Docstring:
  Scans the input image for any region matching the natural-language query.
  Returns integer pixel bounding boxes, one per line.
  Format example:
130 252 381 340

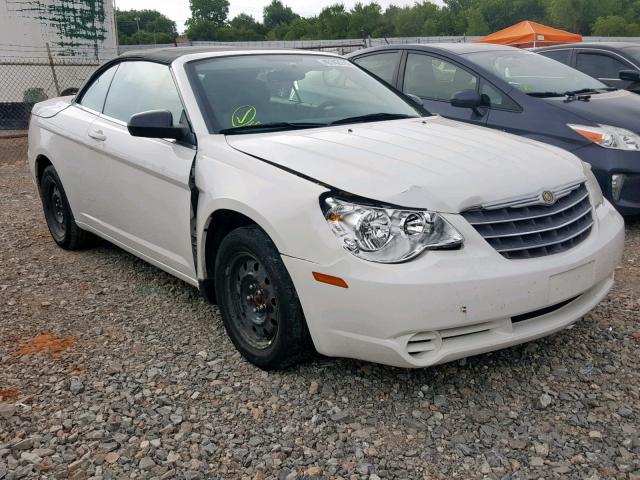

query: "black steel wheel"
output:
40 165 90 250
226 251 280 350
214 225 312 369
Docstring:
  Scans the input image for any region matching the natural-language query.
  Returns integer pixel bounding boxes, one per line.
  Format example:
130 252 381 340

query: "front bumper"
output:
284 202 624 368
574 144 640 215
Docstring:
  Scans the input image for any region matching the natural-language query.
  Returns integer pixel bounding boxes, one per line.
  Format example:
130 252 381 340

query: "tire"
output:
40 165 91 250
214 225 312 370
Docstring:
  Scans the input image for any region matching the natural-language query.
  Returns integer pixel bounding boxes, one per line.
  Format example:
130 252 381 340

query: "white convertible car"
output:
28 47 624 369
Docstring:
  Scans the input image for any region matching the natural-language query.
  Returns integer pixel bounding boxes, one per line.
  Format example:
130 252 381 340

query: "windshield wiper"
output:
565 88 600 96
563 88 609 102
527 91 564 98
527 88 607 101
330 113 416 126
220 122 327 135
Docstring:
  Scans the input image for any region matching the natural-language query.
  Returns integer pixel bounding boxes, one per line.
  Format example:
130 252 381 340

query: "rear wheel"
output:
40 165 91 250
214 225 312 370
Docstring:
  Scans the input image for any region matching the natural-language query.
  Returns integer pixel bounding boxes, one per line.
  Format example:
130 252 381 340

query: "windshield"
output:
465 50 608 96
189 54 421 133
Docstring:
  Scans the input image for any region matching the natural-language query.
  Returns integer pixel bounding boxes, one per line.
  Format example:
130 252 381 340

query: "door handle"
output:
88 129 106 141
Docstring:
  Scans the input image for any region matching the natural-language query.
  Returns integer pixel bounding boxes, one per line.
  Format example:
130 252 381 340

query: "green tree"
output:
391 2 443 37
264 1 298 30
478 0 546 32
283 17 319 39
185 0 230 41
546 0 602 34
348 2 384 38
444 0 474 15
227 13 266 40
185 19 221 40
230 13 261 32
116 9 177 45
592 15 640 36
393 6 423 36
186 0 230 27
465 8 490 35
133 0 640 45
628 0 640 19
318 4 351 39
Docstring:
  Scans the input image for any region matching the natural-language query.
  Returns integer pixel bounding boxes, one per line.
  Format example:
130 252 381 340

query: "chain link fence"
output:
3 36 639 165
0 52 107 164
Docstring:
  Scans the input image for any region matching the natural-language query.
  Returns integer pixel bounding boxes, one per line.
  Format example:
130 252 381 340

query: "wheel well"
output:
201 209 256 304
35 155 52 187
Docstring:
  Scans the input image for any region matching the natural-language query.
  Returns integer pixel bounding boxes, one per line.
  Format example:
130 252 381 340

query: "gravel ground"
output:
1 159 639 480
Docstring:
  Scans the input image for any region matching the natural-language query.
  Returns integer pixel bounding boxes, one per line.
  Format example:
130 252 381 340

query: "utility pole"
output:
135 16 141 44
113 0 119 53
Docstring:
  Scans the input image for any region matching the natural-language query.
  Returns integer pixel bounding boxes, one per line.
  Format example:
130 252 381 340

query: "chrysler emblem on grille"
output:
541 190 556 205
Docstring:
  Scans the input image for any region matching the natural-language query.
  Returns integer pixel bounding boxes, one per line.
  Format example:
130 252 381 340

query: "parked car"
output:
534 42 640 93
29 47 624 370
348 43 640 215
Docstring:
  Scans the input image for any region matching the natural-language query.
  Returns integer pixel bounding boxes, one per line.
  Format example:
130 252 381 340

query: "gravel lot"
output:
1 158 639 480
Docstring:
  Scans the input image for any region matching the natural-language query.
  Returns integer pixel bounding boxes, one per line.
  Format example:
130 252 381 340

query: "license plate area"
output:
548 261 595 304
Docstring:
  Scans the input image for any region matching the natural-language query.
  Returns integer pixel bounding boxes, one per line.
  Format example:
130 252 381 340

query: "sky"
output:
115 0 426 33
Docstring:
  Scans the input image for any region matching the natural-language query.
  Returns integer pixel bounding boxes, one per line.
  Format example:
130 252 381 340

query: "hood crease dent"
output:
226 117 584 213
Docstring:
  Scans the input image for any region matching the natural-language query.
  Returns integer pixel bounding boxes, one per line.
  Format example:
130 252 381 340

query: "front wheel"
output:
214 225 312 370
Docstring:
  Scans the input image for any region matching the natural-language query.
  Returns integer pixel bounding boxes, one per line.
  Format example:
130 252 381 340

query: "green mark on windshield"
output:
232 105 262 128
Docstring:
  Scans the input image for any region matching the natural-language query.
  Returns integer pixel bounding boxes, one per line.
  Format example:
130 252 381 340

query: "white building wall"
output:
0 0 117 59
0 0 117 103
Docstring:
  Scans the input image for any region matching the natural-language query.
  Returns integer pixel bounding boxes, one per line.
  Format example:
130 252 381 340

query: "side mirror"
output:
406 93 424 107
619 70 640 82
127 110 186 140
451 89 483 108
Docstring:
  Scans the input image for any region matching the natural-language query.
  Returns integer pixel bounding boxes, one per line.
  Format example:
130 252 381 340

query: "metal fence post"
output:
46 43 61 97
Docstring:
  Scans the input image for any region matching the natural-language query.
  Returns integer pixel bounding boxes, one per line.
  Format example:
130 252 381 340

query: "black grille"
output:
462 183 593 260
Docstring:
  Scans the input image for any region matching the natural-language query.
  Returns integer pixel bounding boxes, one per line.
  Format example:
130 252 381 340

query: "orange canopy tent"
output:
475 20 582 48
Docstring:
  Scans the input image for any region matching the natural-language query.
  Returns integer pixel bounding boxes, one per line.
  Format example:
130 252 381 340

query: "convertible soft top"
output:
119 46 302 64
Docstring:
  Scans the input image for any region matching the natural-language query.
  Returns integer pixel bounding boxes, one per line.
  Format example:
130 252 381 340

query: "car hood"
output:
544 89 640 132
226 116 585 213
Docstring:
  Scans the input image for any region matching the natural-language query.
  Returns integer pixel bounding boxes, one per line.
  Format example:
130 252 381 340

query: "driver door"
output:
82 61 197 282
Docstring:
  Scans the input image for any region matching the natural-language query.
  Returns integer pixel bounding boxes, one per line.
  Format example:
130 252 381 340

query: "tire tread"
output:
41 165 91 250
214 225 313 370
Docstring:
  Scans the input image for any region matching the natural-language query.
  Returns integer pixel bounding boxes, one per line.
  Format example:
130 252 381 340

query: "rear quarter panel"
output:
28 103 98 217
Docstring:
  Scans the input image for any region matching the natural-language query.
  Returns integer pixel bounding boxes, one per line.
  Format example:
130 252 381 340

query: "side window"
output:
575 52 629 79
103 61 184 125
353 52 401 84
78 64 118 113
403 53 478 101
480 81 520 111
539 49 572 65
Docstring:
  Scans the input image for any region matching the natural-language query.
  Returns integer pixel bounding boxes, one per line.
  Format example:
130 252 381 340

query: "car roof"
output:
118 46 332 64
535 42 640 52
347 42 516 57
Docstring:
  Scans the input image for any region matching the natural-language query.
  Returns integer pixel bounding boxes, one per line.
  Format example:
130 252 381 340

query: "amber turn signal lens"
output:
312 272 349 288
573 128 604 145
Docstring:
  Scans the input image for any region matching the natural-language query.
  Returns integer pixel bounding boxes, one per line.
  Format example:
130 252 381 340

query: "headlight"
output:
582 162 603 207
569 124 640 151
322 196 463 263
